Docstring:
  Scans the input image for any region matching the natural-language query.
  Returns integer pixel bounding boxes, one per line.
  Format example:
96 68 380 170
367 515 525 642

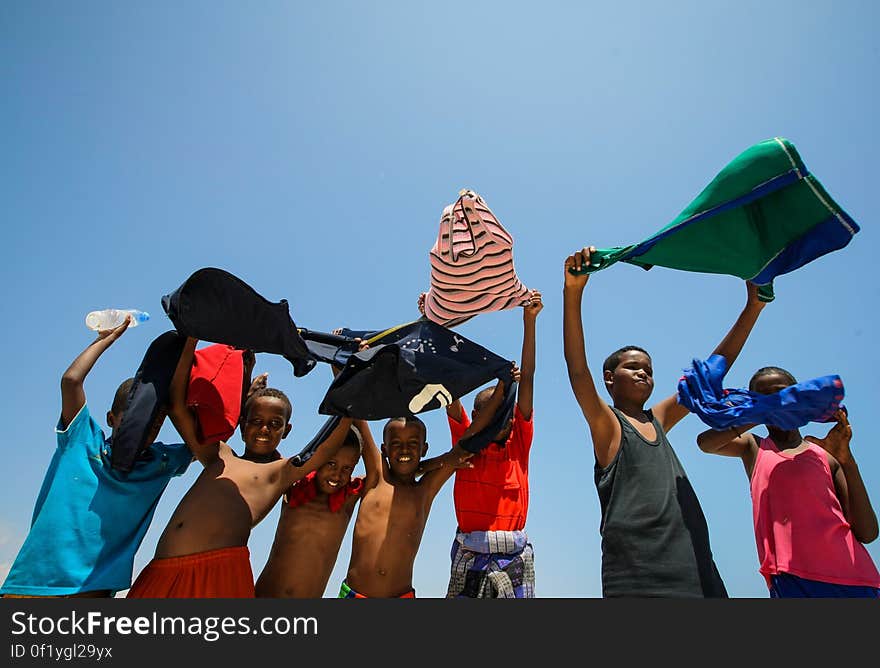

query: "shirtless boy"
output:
127 336 352 598
339 379 510 598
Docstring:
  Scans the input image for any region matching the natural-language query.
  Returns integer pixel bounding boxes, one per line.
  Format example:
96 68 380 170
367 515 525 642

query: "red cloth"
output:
186 344 244 444
126 546 255 598
448 403 533 533
285 471 365 513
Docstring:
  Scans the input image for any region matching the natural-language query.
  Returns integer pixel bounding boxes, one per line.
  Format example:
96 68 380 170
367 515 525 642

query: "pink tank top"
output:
750 437 880 587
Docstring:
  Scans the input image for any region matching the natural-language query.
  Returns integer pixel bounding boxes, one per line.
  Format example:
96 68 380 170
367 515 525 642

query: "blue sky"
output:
1 1 877 598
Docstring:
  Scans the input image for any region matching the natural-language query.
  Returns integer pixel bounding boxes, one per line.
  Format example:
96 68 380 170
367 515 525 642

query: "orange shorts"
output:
127 546 255 598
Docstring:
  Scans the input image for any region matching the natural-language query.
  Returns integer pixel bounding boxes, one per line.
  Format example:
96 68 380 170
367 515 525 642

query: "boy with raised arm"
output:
255 419 380 598
339 388 511 597
127 336 353 598
1 317 192 597
562 246 767 597
443 290 542 598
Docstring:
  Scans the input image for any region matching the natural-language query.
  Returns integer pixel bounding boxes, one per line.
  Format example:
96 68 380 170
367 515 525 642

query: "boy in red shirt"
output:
443 290 542 597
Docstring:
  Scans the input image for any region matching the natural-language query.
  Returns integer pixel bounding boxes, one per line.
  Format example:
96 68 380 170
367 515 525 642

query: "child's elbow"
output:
856 525 879 544
60 373 82 391
695 434 715 453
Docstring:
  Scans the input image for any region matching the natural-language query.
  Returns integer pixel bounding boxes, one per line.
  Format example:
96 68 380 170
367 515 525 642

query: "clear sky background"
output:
1 1 877 598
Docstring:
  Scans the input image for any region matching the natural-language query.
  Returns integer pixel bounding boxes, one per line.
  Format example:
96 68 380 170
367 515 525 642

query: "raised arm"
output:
281 416 355 488
60 317 131 429
653 281 767 432
355 419 382 492
517 289 542 419
562 247 620 467
806 410 878 543
418 444 473 502
168 336 220 465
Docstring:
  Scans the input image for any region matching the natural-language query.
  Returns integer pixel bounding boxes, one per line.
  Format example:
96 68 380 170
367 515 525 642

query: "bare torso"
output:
255 495 359 598
155 443 288 558
345 478 429 597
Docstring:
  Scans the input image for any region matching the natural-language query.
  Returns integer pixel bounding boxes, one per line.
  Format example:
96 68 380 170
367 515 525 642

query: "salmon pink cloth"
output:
422 190 531 326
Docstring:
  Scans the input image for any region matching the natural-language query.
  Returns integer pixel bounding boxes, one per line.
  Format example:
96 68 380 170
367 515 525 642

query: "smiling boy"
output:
338 402 509 598
127 336 353 598
255 420 380 598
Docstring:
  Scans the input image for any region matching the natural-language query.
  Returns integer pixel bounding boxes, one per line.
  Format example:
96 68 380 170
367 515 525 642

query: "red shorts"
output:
127 546 254 598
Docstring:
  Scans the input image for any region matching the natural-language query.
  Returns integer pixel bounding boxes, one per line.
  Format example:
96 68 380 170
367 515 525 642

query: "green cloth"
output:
572 137 859 301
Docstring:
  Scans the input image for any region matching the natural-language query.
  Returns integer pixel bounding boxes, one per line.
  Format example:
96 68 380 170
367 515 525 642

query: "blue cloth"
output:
677 354 844 431
0 404 191 596
769 572 880 598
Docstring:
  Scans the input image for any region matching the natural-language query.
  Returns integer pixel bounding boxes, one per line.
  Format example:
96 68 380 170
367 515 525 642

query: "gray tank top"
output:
594 407 727 598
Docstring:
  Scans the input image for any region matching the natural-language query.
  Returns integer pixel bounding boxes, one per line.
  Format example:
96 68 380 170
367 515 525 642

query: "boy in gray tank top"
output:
561 246 768 597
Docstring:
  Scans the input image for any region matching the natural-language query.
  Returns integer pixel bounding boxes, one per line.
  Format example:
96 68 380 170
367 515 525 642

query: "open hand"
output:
247 372 269 400
96 314 131 341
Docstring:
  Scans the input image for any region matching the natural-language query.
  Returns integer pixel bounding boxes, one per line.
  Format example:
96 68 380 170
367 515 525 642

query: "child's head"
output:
472 387 514 444
603 345 653 405
107 378 169 449
382 416 428 477
314 426 363 496
749 366 797 395
241 387 293 457
106 378 135 436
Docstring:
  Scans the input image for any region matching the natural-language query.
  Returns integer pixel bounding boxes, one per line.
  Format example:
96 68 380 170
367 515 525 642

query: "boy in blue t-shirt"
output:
0 316 192 597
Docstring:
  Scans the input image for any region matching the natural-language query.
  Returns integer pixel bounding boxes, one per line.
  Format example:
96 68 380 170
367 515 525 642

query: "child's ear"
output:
380 443 388 457
282 423 292 440
603 369 614 388
422 442 429 457
106 411 117 429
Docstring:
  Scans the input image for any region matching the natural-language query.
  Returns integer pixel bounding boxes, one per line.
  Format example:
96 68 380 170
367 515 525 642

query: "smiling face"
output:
604 349 654 405
314 444 360 496
240 395 292 457
382 418 427 477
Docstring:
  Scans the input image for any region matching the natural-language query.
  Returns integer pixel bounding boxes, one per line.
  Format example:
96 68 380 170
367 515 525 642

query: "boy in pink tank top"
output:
696 366 879 597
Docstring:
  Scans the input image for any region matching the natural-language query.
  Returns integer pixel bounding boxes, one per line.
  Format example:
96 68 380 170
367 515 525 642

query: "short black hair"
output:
603 345 650 374
383 416 427 443
111 378 135 416
341 425 364 455
245 387 292 422
473 387 496 413
748 366 797 392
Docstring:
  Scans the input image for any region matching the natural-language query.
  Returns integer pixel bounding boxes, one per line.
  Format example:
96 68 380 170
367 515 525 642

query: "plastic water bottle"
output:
85 309 150 331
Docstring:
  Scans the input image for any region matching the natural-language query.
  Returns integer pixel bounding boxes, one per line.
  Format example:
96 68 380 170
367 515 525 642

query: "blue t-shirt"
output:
0 404 192 596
